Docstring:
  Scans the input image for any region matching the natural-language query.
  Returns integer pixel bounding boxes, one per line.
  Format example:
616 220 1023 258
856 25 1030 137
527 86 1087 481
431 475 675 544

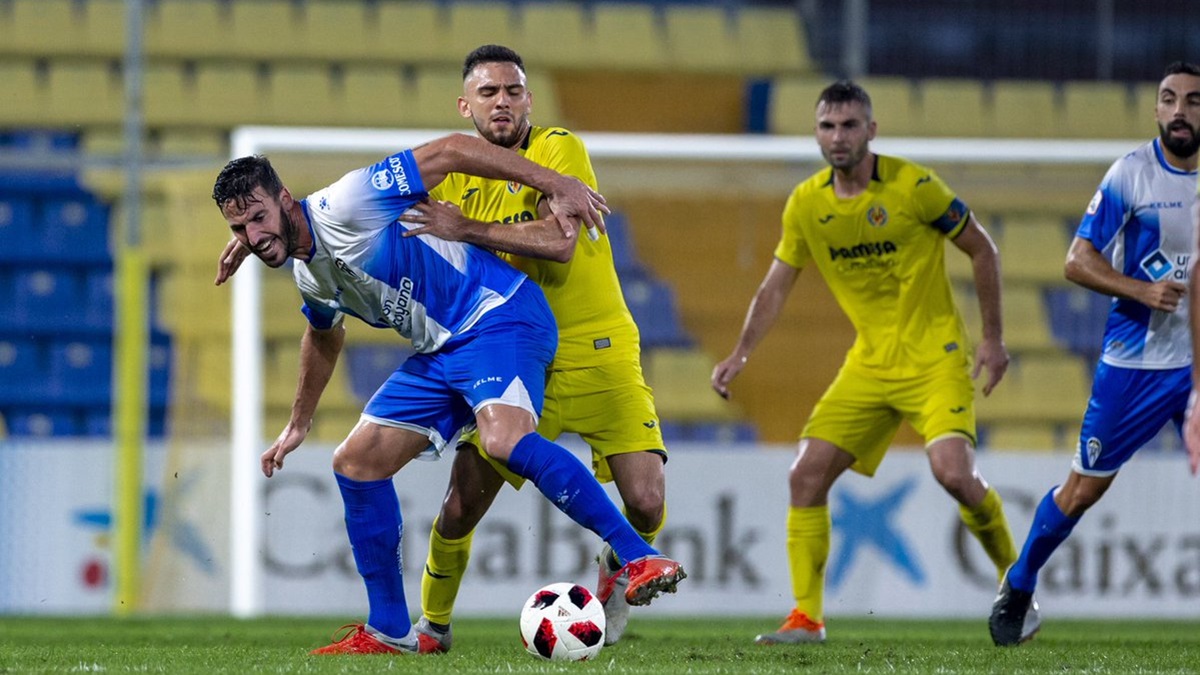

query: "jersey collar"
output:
823 154 883 187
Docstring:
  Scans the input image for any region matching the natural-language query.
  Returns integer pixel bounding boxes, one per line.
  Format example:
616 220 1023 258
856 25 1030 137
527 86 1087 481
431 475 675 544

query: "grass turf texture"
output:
2 616 1199 673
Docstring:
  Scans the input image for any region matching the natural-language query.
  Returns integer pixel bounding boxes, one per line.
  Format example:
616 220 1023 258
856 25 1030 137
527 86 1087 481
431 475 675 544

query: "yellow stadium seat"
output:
266 64 338 127
375 1 452 64
229 0 300 61
0 59 43 125
664 5 735 73
146 0 227 59
768 77 827 135
526 72 564 127
80 0 124 58
734 6 813 75
447 2 519 64
516 2 592 70
590 4 668 72
919 79 987 137
300 0 373 62
194 62 268 127
157 130 226 158
1061 81 1134 139
943 240 975 283
998 216 1070 283
1002 285 1055 352
857 77 920 137
409 66 472 129
3 0 83 57
339 65 415 128
1131 81 1160 136
45 60 122 127
644 348 739 422
990 80 1058 138
144 62 195 128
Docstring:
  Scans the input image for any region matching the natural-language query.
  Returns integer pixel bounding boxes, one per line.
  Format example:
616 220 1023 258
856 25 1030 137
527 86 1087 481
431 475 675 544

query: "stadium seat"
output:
299 0 373 62
157 130 227 158
997 215 1071 284
1132 81 1159 132
1061 81 1136 139
767 77 827 135
144 62 196 128
943 238 975 282
0 59 44 126
339 65 416 129
990 80 1058 138
590 4 668 72
78 0 124 58
342 344 414 403
978 353 1089 423
733 6 813 75
39 196 111 262
919 79 988 137
983 423 1062 452
265 64 339 127
194 62 268 127
5 409 80 437
410 66 472 129
229 0 300 61
48 339 112 405
516 3 592 70
1 0 83 58
1043 286 1110 360
856 77 920 137
622 278 692 348
84 268 115 333
664 5 736 74
83 406 112 437
643 348 738 422
447 2 519 63
45 60 122 127
0 194 37 261
0 338 44 405
1002 285 1056 353
146 0 227 59
11 268 84 331
374 0 452 64
604 212 645 277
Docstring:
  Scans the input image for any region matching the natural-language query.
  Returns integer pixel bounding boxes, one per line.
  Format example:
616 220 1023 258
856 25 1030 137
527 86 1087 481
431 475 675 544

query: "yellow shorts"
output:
802 361 976 477
462 357 667 488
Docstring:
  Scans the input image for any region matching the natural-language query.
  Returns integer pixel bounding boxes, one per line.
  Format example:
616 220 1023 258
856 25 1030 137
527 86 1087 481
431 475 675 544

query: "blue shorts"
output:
1073 362 1191 476
361 282 558 457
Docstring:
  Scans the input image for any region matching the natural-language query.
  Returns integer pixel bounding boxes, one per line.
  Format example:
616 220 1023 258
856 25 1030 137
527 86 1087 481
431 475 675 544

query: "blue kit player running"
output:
989 61 1200 647
211 133 686 656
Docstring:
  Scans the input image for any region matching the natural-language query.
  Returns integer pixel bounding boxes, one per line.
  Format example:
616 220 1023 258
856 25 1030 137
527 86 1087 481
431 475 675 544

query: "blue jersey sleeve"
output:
322 149 429 233
1076 159 1132 250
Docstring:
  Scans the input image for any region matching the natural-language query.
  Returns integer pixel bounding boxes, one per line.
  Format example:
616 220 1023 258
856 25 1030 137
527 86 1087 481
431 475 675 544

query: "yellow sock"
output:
787 505 830 623
420 518 474 625
959 486 1017 582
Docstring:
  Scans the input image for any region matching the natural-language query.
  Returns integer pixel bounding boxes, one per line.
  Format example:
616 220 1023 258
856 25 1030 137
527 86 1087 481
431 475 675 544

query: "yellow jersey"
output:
774 154 971 378
430 126 640 370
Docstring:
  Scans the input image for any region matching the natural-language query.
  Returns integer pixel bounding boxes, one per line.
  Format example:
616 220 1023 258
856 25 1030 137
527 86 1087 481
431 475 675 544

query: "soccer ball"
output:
519 582 606 661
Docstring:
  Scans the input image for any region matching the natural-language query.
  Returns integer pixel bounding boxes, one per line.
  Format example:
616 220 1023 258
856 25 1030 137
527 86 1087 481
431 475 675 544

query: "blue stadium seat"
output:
621 277 692 348
10 267 84 330
5 408 80 437
48 339 112 405
1044 287 1109 360
84 406 111 436
0 194 37 260
38 196 110 262
343 344 413 402
604 212 645 277
0 338 46 405
660 420 759 444
149 332 172 406
84 267 115 332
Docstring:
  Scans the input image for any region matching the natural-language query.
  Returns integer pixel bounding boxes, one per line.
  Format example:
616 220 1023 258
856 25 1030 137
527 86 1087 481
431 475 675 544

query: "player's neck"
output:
831 153 875 198
290 202 314 262
1162 146 1198 173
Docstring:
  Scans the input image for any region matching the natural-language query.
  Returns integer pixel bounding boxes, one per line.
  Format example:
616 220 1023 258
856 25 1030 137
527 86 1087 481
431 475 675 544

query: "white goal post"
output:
227 127 1141 617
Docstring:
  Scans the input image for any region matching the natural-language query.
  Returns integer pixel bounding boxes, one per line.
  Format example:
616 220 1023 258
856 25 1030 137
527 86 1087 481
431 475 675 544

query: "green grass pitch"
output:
2 615 1199 673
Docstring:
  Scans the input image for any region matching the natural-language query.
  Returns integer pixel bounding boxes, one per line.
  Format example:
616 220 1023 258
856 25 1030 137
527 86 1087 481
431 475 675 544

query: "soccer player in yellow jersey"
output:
400 45 670 651
711 80 1017 645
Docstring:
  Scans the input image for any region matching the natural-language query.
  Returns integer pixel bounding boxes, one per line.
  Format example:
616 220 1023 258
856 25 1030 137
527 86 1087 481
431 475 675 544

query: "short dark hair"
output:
1164 61 1200 78
462 44 525 80
212 154 283 211
817 80 873 117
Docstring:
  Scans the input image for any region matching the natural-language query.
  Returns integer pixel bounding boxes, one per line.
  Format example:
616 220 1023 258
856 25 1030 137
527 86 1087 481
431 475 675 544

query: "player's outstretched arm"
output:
261 323 346 477
412 134 608 235
951 217 1009 395
401 198 578 263
712 259 800 400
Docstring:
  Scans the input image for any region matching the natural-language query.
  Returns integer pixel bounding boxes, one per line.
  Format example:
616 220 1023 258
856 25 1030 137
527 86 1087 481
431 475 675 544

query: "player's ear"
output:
279 186 294 208
457 96 471 119
867 119 878 141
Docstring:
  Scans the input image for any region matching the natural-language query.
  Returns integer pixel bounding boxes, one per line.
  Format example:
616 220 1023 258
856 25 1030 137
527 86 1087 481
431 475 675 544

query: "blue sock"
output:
1008 487 1079 593
335 473 411 639
507 432 657 563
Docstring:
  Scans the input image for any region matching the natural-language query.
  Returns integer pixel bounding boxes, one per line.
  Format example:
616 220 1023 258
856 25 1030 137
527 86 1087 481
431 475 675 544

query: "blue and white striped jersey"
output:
293 149 528 353
1076 138 1197 369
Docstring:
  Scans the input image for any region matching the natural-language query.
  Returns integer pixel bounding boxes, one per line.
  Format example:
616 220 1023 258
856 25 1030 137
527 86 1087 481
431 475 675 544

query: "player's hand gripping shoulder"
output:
971 336 1009 396
542 174 609 241
261 419 311 478
215 237 252 285
401 199 472 240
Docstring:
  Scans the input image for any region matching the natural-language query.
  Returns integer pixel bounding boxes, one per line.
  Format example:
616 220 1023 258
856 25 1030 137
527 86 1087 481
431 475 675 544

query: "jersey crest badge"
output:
507 181 524 194
1086 190 1102 215
866 205 889 227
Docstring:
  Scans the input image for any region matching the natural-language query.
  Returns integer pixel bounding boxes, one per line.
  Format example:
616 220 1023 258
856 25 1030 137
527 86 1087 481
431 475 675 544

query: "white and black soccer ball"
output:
519 582 606 661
